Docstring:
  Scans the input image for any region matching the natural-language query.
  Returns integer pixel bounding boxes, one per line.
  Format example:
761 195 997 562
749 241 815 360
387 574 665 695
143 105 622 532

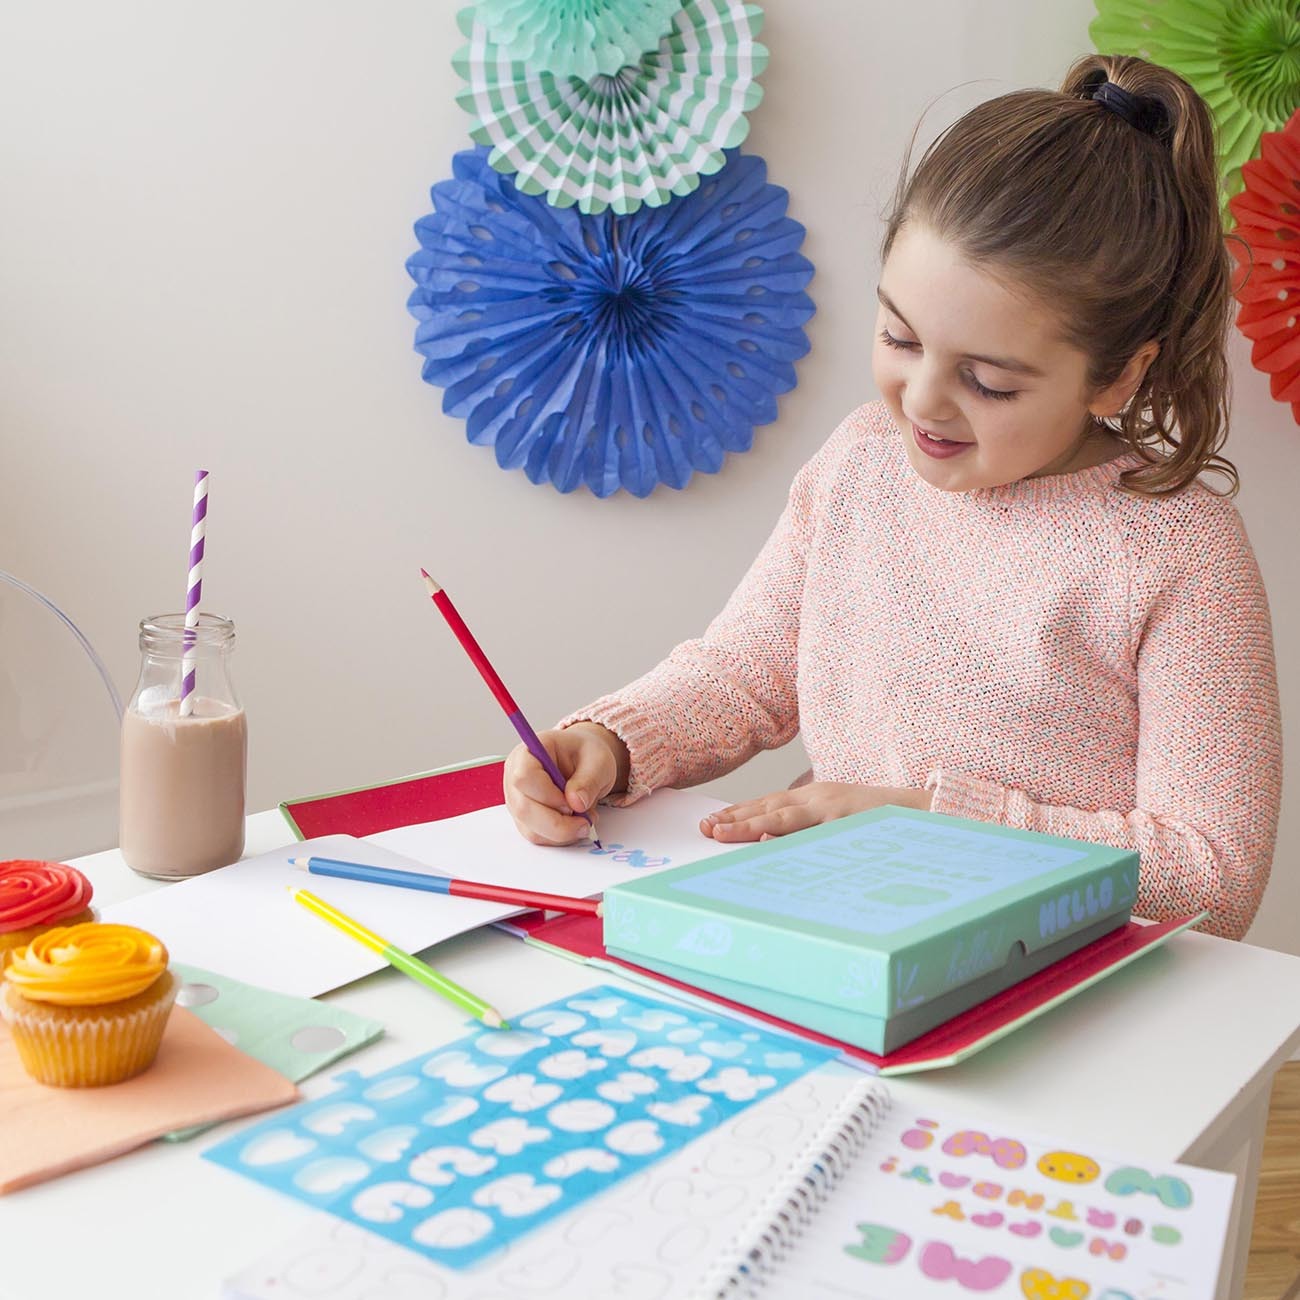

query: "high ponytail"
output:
882 53 1238 497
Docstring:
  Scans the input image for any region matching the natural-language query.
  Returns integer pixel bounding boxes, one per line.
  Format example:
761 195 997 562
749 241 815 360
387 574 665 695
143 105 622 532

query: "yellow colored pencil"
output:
289 886 507 1029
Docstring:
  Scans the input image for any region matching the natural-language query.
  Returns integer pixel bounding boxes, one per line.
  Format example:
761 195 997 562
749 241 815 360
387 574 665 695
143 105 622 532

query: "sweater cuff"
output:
925 768 1008 824
557 697 671 808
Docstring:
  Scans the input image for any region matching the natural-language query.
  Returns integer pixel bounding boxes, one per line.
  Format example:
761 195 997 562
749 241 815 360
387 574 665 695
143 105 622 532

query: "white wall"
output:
2 1 1295 956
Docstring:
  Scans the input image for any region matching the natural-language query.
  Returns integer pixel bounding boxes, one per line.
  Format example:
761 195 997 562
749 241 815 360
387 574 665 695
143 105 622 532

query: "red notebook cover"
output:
279 759 506 840
523 910 1201 1075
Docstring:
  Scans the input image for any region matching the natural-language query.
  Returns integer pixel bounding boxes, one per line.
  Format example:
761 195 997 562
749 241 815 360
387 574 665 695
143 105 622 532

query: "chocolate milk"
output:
119 696 247 879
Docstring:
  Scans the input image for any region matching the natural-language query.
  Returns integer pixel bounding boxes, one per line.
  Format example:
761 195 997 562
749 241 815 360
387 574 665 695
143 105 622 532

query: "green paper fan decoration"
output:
1091 0 1300 203
454 0 767 214
473 0 686 80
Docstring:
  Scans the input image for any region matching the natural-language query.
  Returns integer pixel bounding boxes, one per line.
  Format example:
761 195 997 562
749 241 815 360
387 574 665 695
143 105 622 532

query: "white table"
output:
3 810 1300 1300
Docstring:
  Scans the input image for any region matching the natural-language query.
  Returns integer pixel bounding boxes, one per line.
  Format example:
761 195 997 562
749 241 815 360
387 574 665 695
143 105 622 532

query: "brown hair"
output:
881 54 1237 497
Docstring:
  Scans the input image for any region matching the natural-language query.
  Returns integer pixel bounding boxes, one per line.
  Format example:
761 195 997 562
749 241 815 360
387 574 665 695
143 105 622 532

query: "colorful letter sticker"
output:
1037 1151 1100 1184
1103 1167 1193 1209
920 1241 1012 1288
943 1130 1028 1169
205 986 831 1267
1021 1267 1090 1299
844 1223 912 1265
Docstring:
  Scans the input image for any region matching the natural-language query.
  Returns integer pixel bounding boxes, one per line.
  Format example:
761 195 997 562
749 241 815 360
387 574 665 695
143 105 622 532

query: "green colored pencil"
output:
289 886 507 1028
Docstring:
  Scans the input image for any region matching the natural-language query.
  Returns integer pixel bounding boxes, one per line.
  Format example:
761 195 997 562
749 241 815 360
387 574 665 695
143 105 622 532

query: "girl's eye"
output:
968 374 1018 402
878 330 1019 400
879 328 1019 401
878 328 916 350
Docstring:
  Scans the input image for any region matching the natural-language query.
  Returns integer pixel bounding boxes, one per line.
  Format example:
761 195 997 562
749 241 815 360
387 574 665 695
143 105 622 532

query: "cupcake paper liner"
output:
2 973 177 1088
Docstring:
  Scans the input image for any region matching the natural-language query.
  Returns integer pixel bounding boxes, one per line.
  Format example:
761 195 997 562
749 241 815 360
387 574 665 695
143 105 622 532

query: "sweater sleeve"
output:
559 419 860 805
925 496 1282 941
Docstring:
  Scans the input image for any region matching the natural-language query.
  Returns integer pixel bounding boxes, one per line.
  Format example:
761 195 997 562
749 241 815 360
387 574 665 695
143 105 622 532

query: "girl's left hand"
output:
699 782 933 842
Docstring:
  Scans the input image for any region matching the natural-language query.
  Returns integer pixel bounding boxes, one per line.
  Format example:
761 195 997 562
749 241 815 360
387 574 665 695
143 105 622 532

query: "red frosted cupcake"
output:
0 861 96 968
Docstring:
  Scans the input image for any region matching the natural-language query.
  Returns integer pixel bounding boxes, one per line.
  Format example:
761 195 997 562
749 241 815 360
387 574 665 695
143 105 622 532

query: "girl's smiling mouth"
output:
913 423 975 458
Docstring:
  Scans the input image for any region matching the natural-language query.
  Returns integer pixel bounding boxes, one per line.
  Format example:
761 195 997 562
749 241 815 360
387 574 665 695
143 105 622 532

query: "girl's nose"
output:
904 379 956 431
901 363 959 427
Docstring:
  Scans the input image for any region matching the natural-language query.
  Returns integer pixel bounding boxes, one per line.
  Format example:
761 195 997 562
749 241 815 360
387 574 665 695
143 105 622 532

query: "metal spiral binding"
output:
693 1078 893 1299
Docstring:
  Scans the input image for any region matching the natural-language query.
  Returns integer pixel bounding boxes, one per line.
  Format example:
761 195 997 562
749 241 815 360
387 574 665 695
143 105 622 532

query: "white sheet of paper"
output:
368 786 734 895
102 788 730 999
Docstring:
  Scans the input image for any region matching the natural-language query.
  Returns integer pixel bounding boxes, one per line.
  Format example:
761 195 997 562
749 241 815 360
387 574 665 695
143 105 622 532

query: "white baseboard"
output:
0 777 119 861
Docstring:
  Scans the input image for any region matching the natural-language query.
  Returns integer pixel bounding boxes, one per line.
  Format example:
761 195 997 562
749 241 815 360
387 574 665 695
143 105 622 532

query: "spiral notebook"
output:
694 1091 1235 1300
224 1063 1233 1299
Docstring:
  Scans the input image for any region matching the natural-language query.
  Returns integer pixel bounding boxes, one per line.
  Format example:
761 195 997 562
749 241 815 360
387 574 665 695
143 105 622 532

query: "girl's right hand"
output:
503 722 626 846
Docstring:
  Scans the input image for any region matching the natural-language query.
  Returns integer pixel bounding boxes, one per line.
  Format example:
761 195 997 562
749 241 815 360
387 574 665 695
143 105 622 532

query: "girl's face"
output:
873 223 1116 492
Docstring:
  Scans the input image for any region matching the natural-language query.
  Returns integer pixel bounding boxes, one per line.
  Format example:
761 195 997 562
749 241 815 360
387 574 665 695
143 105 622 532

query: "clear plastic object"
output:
0 570 123 859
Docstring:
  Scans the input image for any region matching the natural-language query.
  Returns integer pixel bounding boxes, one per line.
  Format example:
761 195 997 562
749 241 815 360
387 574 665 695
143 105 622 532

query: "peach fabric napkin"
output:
0 1005 298 1193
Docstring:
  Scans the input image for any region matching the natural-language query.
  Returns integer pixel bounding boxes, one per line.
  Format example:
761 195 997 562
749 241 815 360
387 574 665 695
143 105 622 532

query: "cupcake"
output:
1 923 177 1087
0 860 96 968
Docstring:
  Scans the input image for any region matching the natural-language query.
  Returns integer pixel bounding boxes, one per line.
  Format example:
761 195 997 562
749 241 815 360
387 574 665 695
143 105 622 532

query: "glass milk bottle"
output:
119 613 247 879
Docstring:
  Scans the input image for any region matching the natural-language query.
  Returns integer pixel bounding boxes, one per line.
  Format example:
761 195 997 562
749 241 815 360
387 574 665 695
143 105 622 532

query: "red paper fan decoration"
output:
1229 109 1300 425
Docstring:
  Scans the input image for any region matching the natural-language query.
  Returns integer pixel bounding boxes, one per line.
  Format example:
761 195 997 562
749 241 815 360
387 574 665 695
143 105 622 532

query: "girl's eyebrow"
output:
876 286 1046 378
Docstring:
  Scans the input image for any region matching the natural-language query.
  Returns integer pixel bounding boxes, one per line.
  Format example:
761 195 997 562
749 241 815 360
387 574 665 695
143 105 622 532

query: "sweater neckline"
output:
961 450 1147 505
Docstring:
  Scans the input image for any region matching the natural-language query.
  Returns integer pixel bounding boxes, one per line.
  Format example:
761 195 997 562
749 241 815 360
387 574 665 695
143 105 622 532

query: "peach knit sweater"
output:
565 402 1282 940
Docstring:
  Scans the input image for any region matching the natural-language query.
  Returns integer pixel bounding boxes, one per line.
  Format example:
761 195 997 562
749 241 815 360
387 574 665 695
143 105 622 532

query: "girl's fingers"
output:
706 793 785 826
507 740 572 812
516 762 571 812
710 803 813 842
702 792 797 838
504 739 592 846
563 744 612 815
514 795 593 846
708 815 768 842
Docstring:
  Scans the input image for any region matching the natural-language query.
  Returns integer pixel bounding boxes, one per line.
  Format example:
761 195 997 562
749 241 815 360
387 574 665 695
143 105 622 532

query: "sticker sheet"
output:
204 985 831 1269
758 1103 1235 1299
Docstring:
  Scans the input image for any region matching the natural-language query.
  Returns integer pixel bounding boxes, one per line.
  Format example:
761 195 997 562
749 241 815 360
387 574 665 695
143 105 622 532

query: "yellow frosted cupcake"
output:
0 860 96 968
1 922 176 1087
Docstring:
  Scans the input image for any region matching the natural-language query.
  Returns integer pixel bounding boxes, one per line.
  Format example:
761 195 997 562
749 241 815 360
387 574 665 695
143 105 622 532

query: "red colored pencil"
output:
420 569 601 846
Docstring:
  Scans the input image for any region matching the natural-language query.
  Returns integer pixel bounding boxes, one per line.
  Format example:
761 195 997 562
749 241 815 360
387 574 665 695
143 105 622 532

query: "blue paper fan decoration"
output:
406 146 814 497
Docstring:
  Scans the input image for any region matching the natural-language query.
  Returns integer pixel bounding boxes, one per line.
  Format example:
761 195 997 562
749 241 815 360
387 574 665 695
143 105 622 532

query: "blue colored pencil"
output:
290 854 603 916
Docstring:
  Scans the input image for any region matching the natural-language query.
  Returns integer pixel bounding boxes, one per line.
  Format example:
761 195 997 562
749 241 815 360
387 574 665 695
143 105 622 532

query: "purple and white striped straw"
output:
179 469 209 717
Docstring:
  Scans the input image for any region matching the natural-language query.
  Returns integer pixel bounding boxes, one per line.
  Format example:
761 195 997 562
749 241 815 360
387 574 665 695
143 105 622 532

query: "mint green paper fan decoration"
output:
473 0 686 80
1091 0 1300 203
454 0 767 214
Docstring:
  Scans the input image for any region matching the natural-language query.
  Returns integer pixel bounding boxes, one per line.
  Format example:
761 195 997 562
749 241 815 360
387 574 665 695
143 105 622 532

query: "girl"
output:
503 53 1282 941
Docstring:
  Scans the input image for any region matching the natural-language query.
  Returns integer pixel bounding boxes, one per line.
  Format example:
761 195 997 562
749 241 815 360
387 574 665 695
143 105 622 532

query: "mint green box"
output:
603 806 1138 1054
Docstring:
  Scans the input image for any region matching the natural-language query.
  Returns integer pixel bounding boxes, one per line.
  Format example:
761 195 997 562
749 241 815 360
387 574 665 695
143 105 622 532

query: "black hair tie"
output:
1089 80 1162 137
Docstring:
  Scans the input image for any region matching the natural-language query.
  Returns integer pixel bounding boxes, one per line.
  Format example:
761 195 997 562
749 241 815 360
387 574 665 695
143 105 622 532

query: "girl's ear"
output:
1088 340 1161 419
